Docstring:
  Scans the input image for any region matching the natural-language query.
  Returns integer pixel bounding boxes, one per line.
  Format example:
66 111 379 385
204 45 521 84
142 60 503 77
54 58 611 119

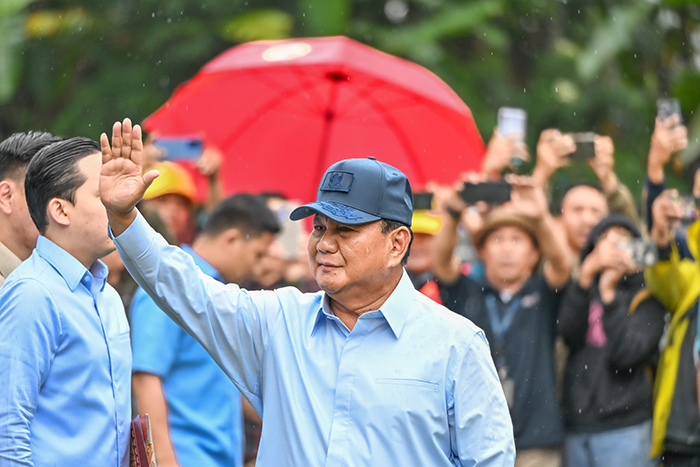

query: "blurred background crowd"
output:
4 1 700 467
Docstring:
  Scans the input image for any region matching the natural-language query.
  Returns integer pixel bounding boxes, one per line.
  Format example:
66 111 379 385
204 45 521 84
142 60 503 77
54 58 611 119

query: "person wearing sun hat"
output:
433 175 571 467
139 160 198 245
100 118 515 467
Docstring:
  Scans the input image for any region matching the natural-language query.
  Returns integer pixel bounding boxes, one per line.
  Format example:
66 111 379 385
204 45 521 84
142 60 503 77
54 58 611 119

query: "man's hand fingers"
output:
131 124 144 167
100 133 112 163
121 118 133 160
111 121 123 158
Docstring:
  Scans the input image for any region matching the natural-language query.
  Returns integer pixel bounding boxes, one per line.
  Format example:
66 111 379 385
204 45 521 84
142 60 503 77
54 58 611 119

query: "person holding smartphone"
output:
532 129 637 275
645 190 700 467
558 214 666 467
432 175 570 467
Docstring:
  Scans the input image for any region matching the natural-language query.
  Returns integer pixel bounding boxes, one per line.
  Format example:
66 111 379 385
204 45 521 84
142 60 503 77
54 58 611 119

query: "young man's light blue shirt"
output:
114 212 514 467
0 236 132 467
130 245 243 467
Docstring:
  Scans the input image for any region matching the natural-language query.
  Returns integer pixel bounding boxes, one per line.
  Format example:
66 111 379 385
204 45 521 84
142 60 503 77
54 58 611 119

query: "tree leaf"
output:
377 0 504 59
0 0 33 17
577 2 655 81
220 10 294 43
0 11 26 103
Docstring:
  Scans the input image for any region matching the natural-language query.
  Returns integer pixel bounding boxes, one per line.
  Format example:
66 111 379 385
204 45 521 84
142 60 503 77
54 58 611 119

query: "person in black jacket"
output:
559 214 666 467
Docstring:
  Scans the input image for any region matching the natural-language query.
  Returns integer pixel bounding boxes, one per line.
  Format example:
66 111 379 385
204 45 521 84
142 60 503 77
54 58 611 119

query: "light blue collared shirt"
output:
114 212 514 467
0 236 132 467
130 245 244 467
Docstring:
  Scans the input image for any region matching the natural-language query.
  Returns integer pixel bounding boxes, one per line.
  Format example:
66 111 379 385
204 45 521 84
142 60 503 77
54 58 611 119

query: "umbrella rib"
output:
218 77 330 151
331 78 387 120
249 67 328 117
289 67 330 116
360 92 428 183
336 79 468 128
311 76 343 201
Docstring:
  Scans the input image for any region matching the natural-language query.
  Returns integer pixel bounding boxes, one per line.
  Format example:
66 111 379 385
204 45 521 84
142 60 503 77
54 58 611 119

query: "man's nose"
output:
316 230 337 253
582 210 599 227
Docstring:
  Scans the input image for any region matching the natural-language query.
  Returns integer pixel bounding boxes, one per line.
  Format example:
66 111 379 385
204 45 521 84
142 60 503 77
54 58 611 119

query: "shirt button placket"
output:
324 319 371 467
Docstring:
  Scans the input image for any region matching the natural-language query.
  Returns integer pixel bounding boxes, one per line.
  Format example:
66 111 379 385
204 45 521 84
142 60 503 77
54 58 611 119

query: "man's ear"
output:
0 180 12 215
220 227 244 246
388 226 411 268
47 198 71 228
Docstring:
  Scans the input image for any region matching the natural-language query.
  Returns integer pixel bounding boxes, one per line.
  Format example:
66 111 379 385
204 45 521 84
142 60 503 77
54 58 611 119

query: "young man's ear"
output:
46 198 71 227
0 180 13 215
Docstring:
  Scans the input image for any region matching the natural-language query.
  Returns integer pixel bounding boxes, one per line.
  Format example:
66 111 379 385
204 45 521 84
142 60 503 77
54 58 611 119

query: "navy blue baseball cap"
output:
290 157 414 226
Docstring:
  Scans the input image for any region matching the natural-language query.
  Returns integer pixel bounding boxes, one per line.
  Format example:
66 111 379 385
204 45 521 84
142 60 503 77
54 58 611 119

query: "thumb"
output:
143 169 160 187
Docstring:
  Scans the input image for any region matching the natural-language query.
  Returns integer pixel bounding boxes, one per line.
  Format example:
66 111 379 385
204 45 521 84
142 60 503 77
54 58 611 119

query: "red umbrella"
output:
143 36 485 203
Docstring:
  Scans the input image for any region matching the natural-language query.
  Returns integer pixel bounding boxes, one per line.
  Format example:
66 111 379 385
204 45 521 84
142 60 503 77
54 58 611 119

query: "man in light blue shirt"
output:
131 194 279 467
0 137 132 466
100 118 515 466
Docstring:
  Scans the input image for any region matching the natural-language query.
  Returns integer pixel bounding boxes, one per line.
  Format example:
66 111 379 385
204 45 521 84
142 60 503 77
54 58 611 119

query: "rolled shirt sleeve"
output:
130 288 181 377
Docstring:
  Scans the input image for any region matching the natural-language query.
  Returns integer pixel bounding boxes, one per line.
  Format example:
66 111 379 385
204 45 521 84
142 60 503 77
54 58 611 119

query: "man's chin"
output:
98 242 117 259
315 277 342 296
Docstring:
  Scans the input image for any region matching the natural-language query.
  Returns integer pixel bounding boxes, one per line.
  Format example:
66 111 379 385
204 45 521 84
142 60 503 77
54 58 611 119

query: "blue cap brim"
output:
289 201 381 225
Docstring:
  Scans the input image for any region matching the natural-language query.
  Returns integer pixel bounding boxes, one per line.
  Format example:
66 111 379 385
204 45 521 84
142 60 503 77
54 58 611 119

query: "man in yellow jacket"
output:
645 189 700 466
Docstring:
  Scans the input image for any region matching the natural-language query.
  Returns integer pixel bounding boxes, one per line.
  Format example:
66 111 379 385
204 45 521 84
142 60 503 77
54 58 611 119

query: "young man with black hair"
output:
130 194 280 467
555 183 609 276
0 137 131 466
0 131 63 285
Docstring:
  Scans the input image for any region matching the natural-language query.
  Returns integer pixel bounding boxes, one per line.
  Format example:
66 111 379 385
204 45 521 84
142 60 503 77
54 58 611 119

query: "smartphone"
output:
657 98 682 124
619 239 658 268
569 132 596 160
153 136 203 160
497 107 527 166
497 107 527 137
460 180 511 204
670 194 699 224
413 192 434 211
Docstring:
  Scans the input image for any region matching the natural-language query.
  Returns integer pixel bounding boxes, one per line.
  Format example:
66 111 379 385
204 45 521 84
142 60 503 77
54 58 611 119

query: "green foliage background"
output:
2 0 700 203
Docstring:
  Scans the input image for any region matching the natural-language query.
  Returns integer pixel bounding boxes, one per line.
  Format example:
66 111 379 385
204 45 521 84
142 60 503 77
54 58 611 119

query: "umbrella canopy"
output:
144 36 485 203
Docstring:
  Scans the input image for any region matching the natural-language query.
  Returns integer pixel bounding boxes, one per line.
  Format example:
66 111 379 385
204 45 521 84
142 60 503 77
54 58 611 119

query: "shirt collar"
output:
36 236 107 292
181 244 224 283
310 269 415 339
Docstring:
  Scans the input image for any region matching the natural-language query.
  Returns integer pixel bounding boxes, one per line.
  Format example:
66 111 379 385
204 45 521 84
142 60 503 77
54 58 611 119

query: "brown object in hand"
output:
130 414 157 467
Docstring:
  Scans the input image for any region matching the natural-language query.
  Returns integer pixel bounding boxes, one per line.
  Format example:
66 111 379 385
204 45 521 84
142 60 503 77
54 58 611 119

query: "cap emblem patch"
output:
320 171 354 193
